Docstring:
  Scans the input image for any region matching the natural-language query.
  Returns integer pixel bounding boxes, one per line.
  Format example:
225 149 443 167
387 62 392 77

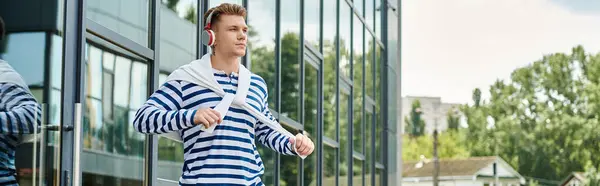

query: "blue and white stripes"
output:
0 83 42 186
134 69 297 185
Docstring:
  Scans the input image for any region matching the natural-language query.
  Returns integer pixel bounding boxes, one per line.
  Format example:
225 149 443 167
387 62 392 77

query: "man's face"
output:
213 14 247 57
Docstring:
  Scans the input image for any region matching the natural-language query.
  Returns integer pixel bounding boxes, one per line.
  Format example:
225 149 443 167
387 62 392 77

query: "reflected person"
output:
0 16 42 186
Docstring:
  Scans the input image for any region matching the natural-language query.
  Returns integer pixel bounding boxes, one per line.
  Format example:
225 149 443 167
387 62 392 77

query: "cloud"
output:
401 0 600 104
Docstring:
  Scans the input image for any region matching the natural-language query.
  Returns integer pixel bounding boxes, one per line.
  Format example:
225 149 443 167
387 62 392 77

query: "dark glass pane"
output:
280 125 300 186
248 0 277 109
280 1 301 121
304 0 321 50
258 145 276 186
323 145 338 186
303 64 318 186
87 0 149 46
352 14 364 154
339 0 352 78
339 91 350 184
322 0 338 140
353 159 364 186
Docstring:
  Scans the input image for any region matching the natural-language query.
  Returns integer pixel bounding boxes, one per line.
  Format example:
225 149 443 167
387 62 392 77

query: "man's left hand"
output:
289 133 314 156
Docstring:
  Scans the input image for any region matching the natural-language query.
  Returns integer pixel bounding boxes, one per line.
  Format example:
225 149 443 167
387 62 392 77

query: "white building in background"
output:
400 96 463 134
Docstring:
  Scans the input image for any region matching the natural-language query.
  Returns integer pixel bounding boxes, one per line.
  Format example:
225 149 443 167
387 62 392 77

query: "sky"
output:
401 0 600 104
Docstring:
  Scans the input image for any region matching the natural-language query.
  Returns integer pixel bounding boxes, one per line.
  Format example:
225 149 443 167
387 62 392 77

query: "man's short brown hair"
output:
203 3 247 29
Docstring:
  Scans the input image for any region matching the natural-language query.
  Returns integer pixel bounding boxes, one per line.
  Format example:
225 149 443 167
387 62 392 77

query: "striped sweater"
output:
0 83 42 186
133 69 297 185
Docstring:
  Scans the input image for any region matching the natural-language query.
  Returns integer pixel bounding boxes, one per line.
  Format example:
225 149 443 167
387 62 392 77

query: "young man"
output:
0 16 43 186
133 3 314 185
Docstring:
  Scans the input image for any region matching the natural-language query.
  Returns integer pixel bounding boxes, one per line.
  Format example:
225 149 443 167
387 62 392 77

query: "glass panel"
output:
375 46 381 104
210 0 243 7
354 0 363 17
339 0 352 78
323 145 338 186
365 34 374 99
0 18 64 185
82 43 147 185
376 106 383 163
280 125 300 186
304 0 321 50
323 0 337 140
258 145 276 186
86 0 149 46
248 0 277 109
156 1 198 182
365 0 374 29
159 0 197 73
280 1 301 121
353 159 364 186
353 14 364 153
365 111 373 186
375 0 382 39
304 64 318 186
339 91 350 184
375 168 383 186
157 137 184 181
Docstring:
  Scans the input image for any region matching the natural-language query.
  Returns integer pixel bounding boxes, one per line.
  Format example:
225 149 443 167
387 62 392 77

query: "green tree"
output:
404 99 425 137
446 109 460 131
402 130 470 161
462 45 600 181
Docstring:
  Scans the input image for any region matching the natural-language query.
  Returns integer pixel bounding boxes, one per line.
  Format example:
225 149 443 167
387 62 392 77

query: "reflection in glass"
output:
339 91 349 184
304 0 321 50
280 1 301 121
280 125 300 186
375 168 383 186
365 0 374 29
323 0 338 140
304 64 318 186
375 46 381 104
339 0 352 78
353 159 364 186
375 0 382 39
248 0 277 109
83 44 146 185
353 15 364 154
376 107 382 163
258 145 275 186
86 0 149 46
365 111 373 186
323 145 337 186
354 0 364 17
365 34 374 98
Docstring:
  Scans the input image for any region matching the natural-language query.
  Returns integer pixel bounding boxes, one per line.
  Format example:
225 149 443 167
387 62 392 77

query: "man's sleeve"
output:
0 84 42 134
255 93 298 156
133 80 198 134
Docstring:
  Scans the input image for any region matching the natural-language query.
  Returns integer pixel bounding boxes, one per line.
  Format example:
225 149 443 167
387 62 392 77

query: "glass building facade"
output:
0 0 399 185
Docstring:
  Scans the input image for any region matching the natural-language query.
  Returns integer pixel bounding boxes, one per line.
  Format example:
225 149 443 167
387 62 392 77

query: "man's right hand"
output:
193 108 222 128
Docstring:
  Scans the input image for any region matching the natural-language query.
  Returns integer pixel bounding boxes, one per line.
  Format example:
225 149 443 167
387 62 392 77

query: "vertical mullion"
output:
335 0 341 185
242 0 249 67
299 0 305 185
62 0 86 184
145 0 160 185
381 1 390 185
275 0 282 185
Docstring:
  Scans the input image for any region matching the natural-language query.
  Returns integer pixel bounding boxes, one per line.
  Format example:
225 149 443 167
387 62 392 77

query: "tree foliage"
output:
461 45 600 182
404 99 425 137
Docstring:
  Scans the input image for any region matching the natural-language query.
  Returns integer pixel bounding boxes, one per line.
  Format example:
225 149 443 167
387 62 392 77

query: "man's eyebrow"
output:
228 25 249 29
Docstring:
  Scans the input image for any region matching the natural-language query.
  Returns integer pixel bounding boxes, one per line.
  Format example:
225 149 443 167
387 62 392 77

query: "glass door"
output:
0 0 69 185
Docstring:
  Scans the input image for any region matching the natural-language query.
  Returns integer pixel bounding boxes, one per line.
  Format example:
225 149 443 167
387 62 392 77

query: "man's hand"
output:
289 133 314 156
193 108 222 128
